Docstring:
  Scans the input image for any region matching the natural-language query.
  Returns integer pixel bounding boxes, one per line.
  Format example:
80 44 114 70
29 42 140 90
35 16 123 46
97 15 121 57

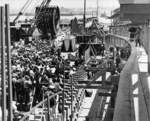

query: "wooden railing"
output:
108 21 150 121
19 91 62 121
109 25 130 38
109 21 150 54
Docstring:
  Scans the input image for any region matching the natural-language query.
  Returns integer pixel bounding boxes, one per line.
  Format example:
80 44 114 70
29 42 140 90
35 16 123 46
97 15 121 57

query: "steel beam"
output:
0 6 7 121
86 70 105 87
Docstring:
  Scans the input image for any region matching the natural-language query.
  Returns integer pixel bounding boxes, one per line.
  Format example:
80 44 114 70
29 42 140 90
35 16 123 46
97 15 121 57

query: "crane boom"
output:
13 0 33 23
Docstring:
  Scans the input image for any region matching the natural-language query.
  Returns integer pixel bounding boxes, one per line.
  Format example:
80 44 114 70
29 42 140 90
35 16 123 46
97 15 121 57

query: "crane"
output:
34 0 60 39
12 0 33 24
11 0 60 42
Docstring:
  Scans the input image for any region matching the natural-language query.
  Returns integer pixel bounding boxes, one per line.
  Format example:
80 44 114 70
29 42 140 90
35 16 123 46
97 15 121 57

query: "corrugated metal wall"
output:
119 0 150 4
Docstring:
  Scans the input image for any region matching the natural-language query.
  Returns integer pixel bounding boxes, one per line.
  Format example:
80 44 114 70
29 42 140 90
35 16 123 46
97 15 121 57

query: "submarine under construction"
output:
1 0 150 121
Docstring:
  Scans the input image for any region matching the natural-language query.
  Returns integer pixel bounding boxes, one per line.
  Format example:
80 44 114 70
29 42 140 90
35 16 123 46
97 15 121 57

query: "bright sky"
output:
1 0 120 12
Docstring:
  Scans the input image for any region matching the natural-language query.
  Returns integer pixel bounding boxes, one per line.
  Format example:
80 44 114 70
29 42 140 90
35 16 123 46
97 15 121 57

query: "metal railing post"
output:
62 73 65 121
71 75 73 121
0 6 7 121
5 4 13 121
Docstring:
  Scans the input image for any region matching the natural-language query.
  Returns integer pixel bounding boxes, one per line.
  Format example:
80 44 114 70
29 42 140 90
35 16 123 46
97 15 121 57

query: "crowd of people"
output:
3 33 130 121
11 38 84 113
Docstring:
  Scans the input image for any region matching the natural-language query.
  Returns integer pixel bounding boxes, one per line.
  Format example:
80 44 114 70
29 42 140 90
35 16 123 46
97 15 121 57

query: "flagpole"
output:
83 0 86 31
97 0 99 18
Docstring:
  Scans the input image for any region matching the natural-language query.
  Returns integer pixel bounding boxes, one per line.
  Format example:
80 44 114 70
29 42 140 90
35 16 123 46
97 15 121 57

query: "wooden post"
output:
147 19 150 74
5 4 13 121
0 6 7 121
47 95 50 120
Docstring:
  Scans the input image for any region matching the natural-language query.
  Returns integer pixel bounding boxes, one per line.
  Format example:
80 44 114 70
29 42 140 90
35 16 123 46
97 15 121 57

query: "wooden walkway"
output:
113 44 150 121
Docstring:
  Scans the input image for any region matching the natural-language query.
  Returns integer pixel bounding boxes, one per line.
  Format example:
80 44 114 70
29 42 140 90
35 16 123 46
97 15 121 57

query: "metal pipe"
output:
5 4 13 121
0 6 7 121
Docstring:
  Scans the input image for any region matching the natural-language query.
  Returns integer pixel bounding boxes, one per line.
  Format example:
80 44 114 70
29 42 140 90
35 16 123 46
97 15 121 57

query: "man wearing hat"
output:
135 27 142 47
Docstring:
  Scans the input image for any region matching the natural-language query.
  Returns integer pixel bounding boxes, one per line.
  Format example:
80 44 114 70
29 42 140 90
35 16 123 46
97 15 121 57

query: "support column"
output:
131 74 139 121
0 6 7 121
5 4 13 121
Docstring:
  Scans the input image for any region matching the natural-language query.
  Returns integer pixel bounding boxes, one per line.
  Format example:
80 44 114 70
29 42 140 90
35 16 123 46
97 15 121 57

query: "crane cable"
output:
19 0 33 14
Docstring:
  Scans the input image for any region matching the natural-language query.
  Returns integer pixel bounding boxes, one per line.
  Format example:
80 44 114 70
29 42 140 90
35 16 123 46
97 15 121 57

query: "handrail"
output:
109 25 150 121
107 33 130 42
109 22 150 54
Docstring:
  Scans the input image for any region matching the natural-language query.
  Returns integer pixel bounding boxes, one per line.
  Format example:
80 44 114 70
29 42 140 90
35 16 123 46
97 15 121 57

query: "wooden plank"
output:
75 85 112 89
98 92 116 97
77 81 112 85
